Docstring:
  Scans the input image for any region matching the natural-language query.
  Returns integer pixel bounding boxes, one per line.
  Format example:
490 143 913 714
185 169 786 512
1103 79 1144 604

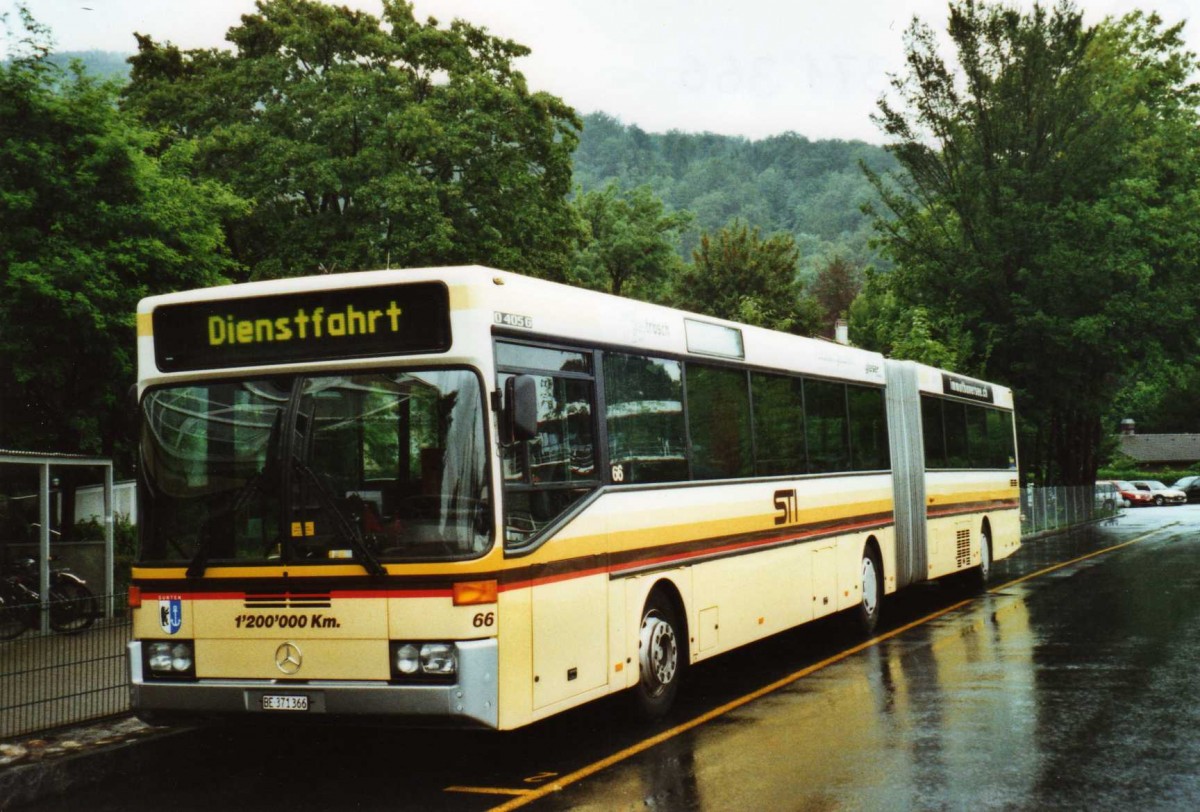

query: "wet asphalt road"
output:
24 505 1200 811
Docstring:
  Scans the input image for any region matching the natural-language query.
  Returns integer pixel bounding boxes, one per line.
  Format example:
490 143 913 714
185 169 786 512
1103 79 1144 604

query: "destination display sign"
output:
153 282 451 371
941 372 994 404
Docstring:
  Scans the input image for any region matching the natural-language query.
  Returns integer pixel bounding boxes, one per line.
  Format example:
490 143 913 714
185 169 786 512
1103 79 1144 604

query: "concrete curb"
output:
0 719 188 810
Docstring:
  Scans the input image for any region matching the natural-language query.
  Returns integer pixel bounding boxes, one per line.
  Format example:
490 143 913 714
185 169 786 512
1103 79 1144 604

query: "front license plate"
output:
262 695 309 712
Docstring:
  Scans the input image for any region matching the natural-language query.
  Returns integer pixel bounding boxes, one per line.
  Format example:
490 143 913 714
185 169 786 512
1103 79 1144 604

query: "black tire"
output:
1155 495 1164 507
632 590 684 720
969 528 993 590
0 592 34 640
856 544 884 637
49 580 97 634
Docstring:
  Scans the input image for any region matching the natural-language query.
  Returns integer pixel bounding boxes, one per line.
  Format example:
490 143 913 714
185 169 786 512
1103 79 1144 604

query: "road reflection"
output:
541 511 1193 810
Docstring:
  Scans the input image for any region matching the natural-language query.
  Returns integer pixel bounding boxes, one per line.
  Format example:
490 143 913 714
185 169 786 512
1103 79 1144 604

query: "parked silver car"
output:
1131 480 1187 506
1095 481 1125 510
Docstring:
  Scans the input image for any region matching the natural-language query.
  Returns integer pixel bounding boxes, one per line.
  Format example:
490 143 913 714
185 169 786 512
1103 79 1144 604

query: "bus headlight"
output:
394 643 420 675
420 643 457 675
390 641 457 679
145 641 195 678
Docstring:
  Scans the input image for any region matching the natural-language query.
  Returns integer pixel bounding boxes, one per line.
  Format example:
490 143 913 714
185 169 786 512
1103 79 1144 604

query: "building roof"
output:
1117 434 1200 465
0 450 111 466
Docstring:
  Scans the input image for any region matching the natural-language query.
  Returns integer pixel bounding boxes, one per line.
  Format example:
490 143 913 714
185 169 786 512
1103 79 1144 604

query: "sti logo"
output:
159 598 183 635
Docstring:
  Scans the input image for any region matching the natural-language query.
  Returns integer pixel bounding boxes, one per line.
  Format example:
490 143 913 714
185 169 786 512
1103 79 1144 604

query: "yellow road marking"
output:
989 523 1178 593
487 598 973 811
488 522 1178 811
445 787 535 797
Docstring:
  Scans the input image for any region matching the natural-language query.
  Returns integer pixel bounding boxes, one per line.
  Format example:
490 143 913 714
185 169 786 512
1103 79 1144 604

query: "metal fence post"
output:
105 463 115 619
38 463 51 633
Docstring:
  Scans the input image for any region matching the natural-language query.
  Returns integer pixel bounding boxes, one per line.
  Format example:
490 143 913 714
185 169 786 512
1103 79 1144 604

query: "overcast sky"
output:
8 0 1198 143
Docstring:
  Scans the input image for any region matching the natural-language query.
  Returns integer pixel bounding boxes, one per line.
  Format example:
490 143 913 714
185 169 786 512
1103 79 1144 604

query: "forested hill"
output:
46 50 131 79
52 54 894 276
573 112 898 275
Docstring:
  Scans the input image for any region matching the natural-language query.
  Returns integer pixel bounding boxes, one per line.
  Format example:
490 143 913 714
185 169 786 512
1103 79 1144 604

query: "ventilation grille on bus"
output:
244 590 332 609
956 529 972 569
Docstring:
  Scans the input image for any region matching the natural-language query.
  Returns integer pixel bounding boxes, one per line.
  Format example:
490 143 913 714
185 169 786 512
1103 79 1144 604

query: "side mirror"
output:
505 375 538 442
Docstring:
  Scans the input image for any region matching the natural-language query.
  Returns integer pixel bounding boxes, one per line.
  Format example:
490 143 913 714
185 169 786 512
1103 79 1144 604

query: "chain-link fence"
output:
1020 485 1119 537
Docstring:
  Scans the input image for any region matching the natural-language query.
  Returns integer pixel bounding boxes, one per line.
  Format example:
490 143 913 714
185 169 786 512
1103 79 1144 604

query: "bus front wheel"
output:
632 591 684 719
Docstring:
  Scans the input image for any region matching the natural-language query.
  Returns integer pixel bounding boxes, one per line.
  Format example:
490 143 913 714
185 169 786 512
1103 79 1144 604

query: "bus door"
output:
497 341 607 709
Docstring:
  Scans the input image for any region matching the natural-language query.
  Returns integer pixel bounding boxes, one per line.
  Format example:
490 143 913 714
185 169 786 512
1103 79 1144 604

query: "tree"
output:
848 278 971 371
862 1 1200 484
122 0 582 281
672 220 822 335
1106 353 1200 436
569 182 691 300
0 10 242 464
810 255 862 336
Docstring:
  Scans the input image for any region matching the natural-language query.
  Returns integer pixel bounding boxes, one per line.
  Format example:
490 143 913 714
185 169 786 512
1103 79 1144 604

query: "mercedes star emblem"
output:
275 642 302 675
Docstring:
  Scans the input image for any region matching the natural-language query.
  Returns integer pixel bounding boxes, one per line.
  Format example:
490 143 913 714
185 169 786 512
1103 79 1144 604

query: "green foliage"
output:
569 182 692 300
860 1 1200 485
572 113 896 277
849 280 971 371
671 221 822 336
809 255 863 336
1107 354 1200 435
121 0 582 281
1097 465 1199 484
74 515 138 592
0 15 242 466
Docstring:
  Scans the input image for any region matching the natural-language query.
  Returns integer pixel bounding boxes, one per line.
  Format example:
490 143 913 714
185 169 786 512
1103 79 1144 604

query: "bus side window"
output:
604 353 688 484
943 401 970 468
686 364 752 480
751 372 806 476
805 379 850 474
848 385 889 471
986 408 1017 469
496 342 600 547
922 395 946 468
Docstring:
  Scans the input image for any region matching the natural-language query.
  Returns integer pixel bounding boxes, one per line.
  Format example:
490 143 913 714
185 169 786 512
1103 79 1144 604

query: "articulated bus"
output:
128 266 1020 729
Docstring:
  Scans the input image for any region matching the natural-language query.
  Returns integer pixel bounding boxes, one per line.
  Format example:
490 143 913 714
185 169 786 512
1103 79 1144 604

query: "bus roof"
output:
137 265 1012 406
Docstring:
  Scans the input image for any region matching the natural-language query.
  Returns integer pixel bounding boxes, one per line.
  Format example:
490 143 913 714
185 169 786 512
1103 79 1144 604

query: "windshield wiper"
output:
186 543 212 579
290 458 386 577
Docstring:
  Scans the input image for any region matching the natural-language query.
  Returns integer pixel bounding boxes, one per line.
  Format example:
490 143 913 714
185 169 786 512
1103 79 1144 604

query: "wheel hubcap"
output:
639 611 677 696
861 557 878 617
981 533 991 579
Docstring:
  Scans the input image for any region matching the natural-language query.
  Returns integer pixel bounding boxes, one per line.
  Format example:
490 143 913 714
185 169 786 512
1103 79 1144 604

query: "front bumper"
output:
127 638 498 729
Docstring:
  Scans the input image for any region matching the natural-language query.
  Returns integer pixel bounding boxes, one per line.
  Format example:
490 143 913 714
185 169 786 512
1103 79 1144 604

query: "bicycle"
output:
0 557 97 639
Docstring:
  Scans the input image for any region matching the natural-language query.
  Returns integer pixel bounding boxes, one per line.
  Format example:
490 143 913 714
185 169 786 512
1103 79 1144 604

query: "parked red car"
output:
1110 480 1154 507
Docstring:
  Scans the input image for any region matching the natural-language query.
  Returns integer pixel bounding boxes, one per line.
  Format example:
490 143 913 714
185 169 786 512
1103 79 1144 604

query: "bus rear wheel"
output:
857 544 883 637
632 591 684 719
970 528 992 589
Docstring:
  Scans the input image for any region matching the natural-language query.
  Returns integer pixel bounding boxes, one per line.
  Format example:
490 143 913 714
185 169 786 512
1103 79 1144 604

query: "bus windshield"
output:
138 369 490 567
